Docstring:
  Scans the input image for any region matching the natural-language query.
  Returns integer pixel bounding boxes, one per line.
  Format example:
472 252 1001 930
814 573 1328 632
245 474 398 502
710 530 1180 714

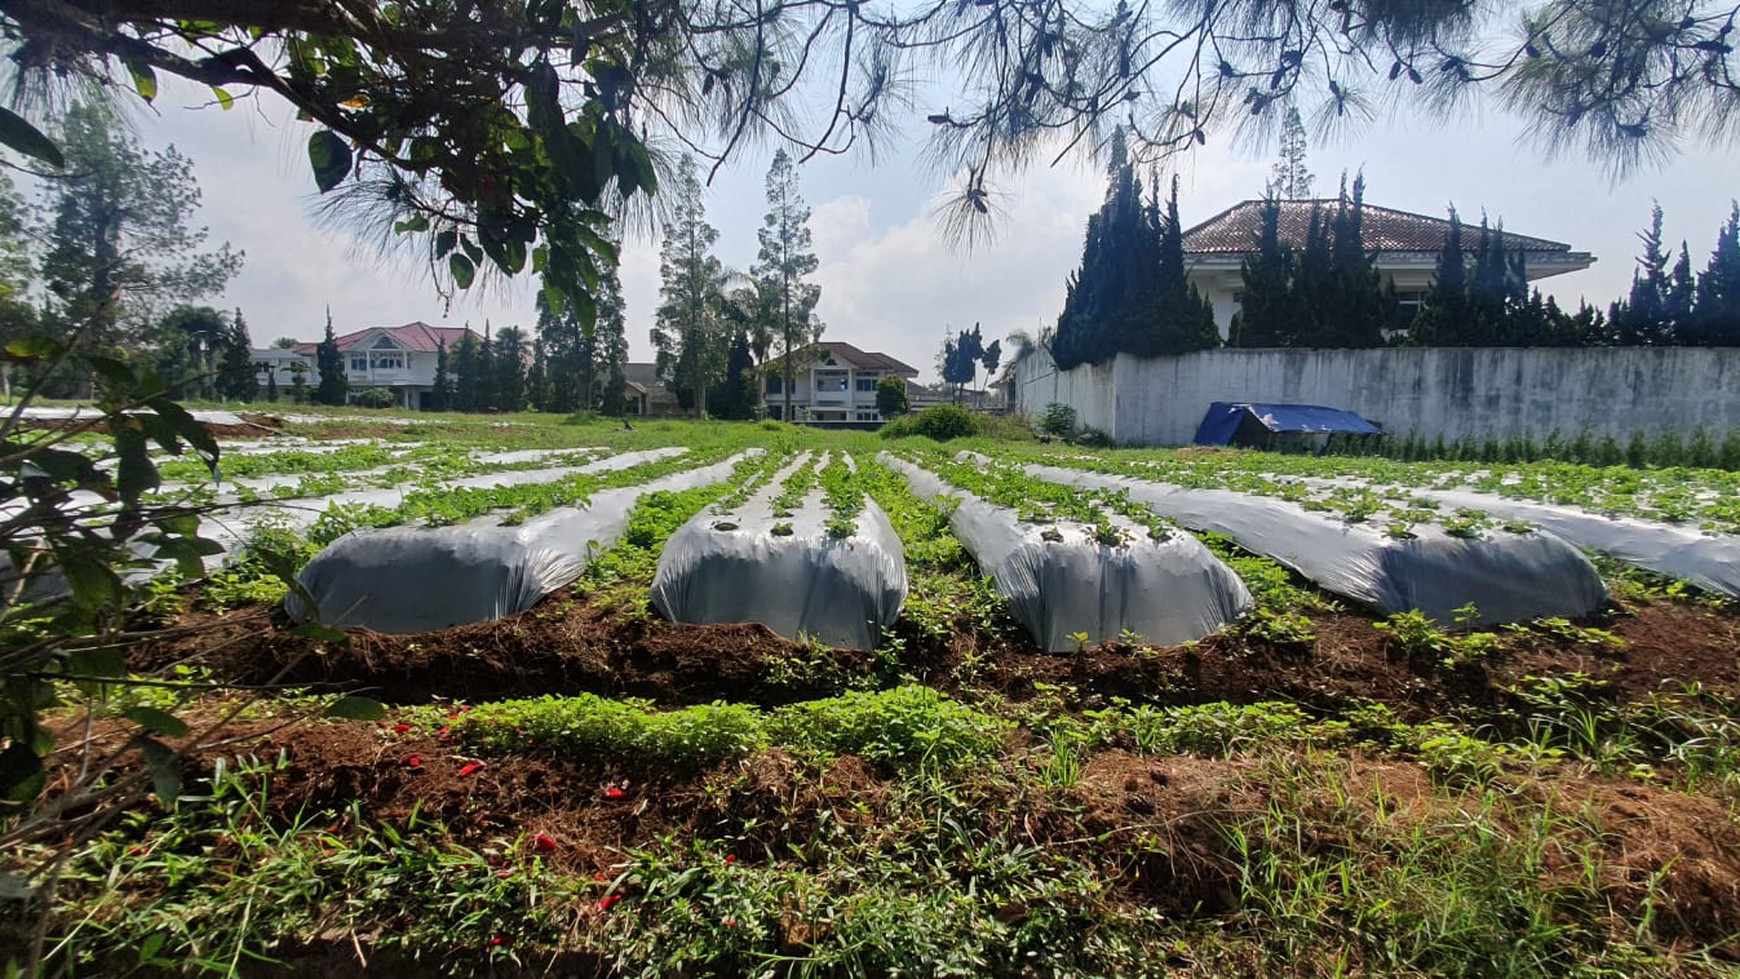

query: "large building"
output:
763 342 920 424
1182 200 1596 338
258 321 481 409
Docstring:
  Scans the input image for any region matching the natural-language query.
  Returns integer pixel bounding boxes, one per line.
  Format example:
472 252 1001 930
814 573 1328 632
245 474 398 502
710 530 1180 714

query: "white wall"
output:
1012 345 1740 445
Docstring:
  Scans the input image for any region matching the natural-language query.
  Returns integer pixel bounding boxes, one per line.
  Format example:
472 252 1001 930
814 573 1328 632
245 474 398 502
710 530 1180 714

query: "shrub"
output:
354 387 396 409
875 374 910 418
1070 426 1114 447
880 403 982 441
1037 402 1077 438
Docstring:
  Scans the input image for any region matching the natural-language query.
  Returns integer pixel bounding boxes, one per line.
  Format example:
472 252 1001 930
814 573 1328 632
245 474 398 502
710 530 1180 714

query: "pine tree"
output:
1267 105 1314 199
1613 204 1675 345
753 149 823 422
476 323 498 411
429 339 451 410
1690 203 1740 345
1315 174 1391 347
1230 197 1296 346
218 306 258 400
707 330 760 419
315 307 348 405
1143 175 1221 355
526 335 549 411
1410 209 1471 345
596 259 629 414
453 330 478 411
651 154 730 416
1054 157 1152 367
494 325 527 412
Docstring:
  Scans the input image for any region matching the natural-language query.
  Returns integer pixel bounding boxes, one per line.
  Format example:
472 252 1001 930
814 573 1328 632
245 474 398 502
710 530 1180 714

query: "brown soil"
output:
135 590 1737 725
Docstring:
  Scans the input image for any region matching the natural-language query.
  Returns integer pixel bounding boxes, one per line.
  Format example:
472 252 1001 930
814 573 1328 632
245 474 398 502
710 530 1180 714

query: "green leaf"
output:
450 253 476 290
58 554 124 612
123 59 159 101
144 397 222 475
307 130 353 192
0 108 62 169
211 86 235 110
2 335 65 363
434 228 458 258
67 648 128 679
323 695 387 721
0 743 45 804
123 707 191 739
393 214 430 234
139 737 182 807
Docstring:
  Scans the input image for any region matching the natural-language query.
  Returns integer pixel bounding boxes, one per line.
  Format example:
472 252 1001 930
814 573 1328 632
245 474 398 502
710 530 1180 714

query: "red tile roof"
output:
291 322 481 355
1183 200 1578 256
808 341 918 375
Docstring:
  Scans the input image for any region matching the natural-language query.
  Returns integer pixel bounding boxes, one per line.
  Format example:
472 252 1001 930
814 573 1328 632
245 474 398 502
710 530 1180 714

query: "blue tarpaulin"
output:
1193 402 1383 446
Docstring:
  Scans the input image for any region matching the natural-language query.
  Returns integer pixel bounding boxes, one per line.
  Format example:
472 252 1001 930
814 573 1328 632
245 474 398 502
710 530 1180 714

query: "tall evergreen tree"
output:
1690 203 1740 345
475 323 498 411
494 325 528 412
218 306 257 400
526 335 549 411
1410 209 1471 345
1267 105 1314 199
1143 175 1222 355
429 339 451 410
1312 174 1391 347
1229 197 1297 347
651 155 730 416
753 149 823 421
596 259 629 414
1612 204 1677 345
315 307 348 405
452 330 479 412
707 330 760 419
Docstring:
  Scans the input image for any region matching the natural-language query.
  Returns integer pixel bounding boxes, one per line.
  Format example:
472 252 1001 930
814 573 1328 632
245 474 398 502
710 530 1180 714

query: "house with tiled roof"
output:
762 341 920 425
1182 200 1596 338
256 321 484 409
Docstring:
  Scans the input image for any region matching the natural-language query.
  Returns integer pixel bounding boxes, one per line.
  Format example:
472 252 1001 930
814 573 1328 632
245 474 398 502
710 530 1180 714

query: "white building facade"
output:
764 342 920 425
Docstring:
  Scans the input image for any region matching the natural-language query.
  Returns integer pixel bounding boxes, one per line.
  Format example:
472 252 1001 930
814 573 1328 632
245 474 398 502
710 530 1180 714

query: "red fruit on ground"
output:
532 833 558 853
603 786 625 799
392 723 411 734
458 761 483 777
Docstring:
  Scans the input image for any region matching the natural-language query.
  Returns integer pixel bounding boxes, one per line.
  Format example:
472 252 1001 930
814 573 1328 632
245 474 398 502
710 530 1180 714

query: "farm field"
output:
10 407 1740 977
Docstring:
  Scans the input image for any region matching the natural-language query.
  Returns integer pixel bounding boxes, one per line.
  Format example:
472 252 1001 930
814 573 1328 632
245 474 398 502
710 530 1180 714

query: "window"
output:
816 371 847 392
766 375 783 395
855 375 878 392
856 411 880 422
372 335 398 348
370 352 405 370
349 355 368 372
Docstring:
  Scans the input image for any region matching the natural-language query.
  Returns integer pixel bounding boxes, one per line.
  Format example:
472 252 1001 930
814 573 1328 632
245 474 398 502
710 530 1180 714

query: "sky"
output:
104 71 1739 384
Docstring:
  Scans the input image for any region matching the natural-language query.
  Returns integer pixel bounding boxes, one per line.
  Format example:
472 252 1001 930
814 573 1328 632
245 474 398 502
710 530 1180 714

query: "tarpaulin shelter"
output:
1193 402 1382 450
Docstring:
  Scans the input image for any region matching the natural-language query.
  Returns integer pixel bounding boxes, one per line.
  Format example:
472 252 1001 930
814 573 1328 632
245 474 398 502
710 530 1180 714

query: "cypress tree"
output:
1691 204 1740 345
1141 175 1220 356
429 338 451 410
1411 209 1470 345
453 330 478 412
476 323 498 411
219 306 258 400
1319 174 1391 347
315 307 348 405
1230 196 1296 347
1613 204 1675 345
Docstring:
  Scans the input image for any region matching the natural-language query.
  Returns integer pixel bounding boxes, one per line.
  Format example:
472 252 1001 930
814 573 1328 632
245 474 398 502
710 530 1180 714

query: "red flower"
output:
392 723 411 734
603 786 625 799
532 833 558 853
458 761 484 777
401 753 422 768
598 894 621 912
460 704 472 713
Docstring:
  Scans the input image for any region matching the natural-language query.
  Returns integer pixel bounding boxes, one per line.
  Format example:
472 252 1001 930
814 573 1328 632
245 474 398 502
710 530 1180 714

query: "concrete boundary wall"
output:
1011 345 1740 446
